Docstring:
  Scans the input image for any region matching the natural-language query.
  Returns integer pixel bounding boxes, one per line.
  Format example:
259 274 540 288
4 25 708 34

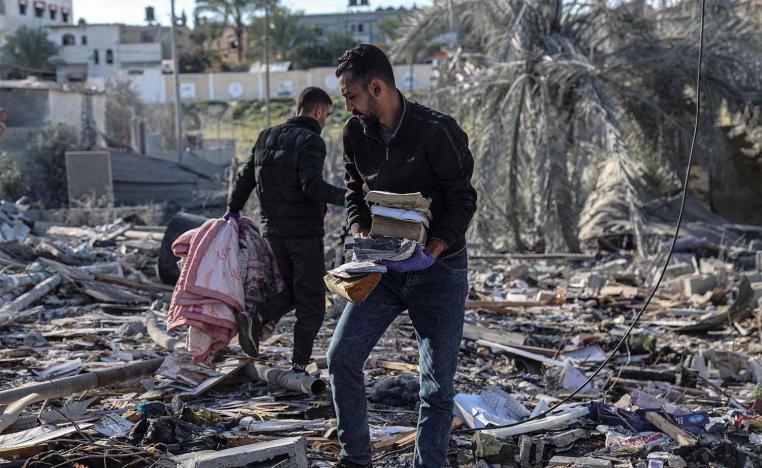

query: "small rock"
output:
369 373 420 407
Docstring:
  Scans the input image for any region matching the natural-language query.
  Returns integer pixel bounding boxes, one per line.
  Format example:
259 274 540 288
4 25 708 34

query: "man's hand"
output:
354 229 371 239
223 211 240 221
425 239 446 259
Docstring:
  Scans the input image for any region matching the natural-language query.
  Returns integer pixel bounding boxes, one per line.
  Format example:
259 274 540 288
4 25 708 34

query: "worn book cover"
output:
369 216 427 244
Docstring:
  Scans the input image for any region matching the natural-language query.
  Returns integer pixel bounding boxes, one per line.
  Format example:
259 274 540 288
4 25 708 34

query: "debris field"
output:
0 199 762 468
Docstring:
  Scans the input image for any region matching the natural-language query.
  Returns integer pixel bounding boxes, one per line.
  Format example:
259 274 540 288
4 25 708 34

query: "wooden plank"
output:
94 223 132 244
645 412 697 447
0 274 61 325
94 273 175 293
371 359 419 373
462 323 525 347
373 430 417 451
82 282 150 304
180 358 247 399
477 340 566 367
470 253 595 261
466 300 546 312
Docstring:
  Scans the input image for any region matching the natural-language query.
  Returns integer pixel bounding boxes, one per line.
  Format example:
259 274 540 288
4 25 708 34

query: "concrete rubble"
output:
0 200 761 467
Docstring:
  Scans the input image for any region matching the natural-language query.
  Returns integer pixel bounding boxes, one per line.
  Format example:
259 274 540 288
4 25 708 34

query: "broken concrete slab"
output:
474 432 517 464
548 455 613 467
173 436 308 468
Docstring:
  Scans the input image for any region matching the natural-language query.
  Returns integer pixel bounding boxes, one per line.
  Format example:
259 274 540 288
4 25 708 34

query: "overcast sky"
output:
71 1 432 26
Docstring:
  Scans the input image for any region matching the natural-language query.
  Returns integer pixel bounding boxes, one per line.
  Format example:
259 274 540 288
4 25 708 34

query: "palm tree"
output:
247 4 314 62
194 0 267 63
391 0 760 254
0 26 59 77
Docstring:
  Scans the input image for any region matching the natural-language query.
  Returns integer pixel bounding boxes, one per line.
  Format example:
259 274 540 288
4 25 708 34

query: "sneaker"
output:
236 309 262 358
334 459 372 468
290 362 308 375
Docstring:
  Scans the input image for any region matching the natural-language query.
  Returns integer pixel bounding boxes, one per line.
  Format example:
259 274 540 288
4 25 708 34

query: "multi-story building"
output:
0 0 73 40
46 23 191 85
296 7 405 46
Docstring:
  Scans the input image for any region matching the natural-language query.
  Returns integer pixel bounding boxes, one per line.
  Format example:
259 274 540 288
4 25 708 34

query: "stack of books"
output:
324 192 433 305
366 191 432 244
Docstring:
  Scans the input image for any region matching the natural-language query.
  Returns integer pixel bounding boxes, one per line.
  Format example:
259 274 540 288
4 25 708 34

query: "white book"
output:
370 206 430 228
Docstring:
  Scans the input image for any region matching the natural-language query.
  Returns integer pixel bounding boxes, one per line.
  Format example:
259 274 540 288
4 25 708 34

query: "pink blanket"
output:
168 219 244 362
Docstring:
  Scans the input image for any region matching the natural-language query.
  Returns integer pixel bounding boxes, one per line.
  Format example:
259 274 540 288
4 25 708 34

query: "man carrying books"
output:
226 87 346 374
328 44 478 468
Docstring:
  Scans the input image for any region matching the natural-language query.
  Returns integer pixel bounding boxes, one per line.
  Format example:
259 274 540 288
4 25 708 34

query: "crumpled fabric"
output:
237 216 284 309
380 243 435 272
168 219 243 362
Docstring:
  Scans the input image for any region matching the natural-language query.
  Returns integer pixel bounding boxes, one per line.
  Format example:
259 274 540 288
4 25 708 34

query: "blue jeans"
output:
328 249 469 468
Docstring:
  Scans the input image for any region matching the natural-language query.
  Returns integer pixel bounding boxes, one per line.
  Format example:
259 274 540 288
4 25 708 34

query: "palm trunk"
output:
508 83 527 251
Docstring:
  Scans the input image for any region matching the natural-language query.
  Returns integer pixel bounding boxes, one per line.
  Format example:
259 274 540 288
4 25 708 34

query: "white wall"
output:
48 90 83 127
144 64 435 104
128 67 166 104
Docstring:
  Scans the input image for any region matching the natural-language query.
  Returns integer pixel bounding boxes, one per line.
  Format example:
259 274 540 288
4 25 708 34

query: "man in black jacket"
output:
327 45 477 468
226 87 345 373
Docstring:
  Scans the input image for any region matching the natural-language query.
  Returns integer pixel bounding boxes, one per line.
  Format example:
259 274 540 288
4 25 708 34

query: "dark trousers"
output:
328 249 469 468
260 236 326 365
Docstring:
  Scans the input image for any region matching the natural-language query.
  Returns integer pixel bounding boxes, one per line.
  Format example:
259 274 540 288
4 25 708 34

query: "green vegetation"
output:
0 26 59 78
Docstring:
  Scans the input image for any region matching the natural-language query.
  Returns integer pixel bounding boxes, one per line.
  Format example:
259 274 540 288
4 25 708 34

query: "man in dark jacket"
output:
226 87 345 373
327 44 477 468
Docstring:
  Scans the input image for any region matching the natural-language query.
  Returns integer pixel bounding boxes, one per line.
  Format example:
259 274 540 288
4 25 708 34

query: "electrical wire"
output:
457 0 707 436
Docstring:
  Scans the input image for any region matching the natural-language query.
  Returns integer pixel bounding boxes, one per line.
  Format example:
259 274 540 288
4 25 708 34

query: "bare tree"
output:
194 0 267 63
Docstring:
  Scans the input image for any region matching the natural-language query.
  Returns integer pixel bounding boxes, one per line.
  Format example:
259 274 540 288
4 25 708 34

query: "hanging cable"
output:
458 0 708 436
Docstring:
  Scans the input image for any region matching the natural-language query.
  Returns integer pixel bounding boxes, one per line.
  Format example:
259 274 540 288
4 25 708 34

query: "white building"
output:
46 23 170 83
0 0 73 38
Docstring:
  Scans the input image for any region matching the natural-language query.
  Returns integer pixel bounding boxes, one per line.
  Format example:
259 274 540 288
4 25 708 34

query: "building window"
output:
49 8 55 20
0 0 6 15
62 34 74 45
61 11 68 22
106 49 113 64
18 2 27 15
358 23 364 32
33 2 42 18
81 35 87 45
93 49 99 65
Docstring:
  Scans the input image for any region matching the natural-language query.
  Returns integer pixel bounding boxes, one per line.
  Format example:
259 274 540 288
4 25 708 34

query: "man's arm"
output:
343 123 372 235
427 118 478 252
228 131 265 213
298 135 345 206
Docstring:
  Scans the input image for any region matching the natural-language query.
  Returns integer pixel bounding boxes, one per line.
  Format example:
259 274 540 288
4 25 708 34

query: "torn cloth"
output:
237 216 284 308
168 219 244 362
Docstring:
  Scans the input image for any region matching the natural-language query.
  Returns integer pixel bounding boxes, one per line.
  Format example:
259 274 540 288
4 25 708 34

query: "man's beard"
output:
354 95 380 127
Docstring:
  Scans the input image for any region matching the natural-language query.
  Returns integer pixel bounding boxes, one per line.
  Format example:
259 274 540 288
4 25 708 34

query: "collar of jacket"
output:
287 116 321 134
360 89 410 144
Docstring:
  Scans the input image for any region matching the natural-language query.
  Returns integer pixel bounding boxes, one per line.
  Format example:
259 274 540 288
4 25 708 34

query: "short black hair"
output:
297 87 333 114
335 43 395 87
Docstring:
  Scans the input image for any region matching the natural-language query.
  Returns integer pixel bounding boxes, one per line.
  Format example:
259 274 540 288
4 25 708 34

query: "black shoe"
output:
290 362 308 375
334 459 372 468
236 309 262 358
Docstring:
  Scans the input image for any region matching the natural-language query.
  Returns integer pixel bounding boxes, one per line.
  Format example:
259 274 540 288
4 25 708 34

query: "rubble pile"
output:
0 203 761 467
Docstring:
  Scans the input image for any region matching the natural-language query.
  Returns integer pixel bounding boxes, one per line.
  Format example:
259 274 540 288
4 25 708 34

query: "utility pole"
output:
170 0 183 162
264 0 271 127
409 52 415 93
